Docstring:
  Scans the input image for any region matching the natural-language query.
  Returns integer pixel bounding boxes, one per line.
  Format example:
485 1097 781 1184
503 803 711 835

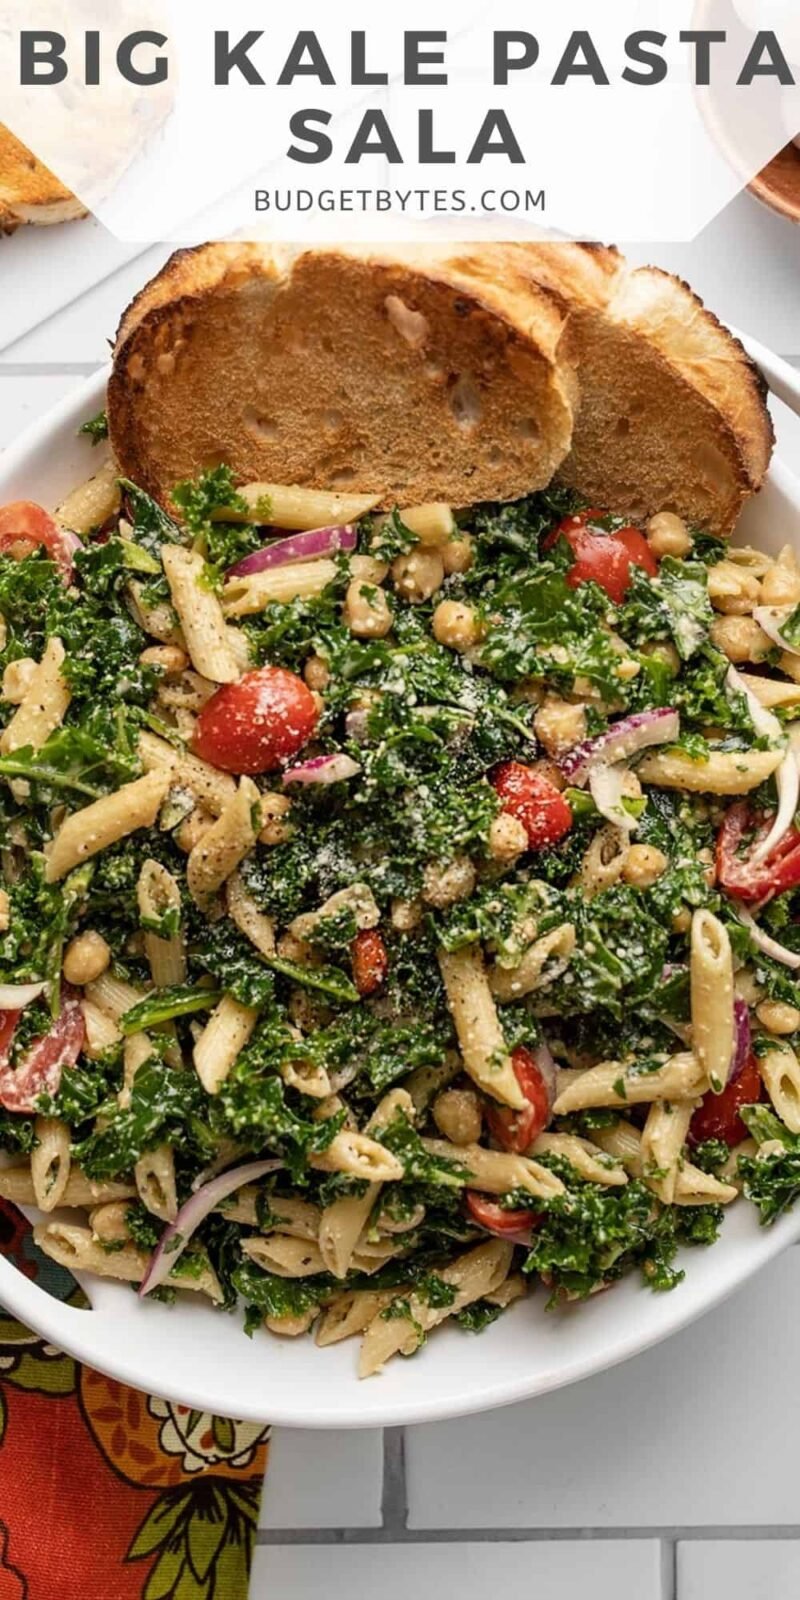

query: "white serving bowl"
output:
1 356 800 1429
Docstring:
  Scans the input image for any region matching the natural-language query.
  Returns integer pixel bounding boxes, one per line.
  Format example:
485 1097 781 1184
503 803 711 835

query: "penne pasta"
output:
223 558 339 618
30 1116 71 1212
489 924 576 1002
637 746 783 795
438 946 525 1111
242 1234 327 1278
57 457 121 534
639 1100 695 1204
193 994 259 1095
691 910 734 1093
45 769 171 881
0 636 70 755
359 1240 513 1377
234 482 380 530
161 545 240 683
34 1222 224 1302
186 777 261 905
759 1044 800 1135
310 1131 404 1183
532 1131 627 1187
138 859 186 986
138 729 238 816
553 1053 708 1115
0 1165 137 1210
227 871 276 957
421 1137 564 1200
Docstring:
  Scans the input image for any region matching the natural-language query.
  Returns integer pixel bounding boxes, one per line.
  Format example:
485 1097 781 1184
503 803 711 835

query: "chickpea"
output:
640 640 681 677
422 856 476 908
343 578 393 639
708 560 761 616
139 645 189 673
761 558 800 608
277 931 315 964
176 807 215 853
697 846 716 888
391 547 445 604
89 1201 132 1244
350 553 389 584
672 906 691 934
621 844 668 889
735 968 763 1006
441 533 474 575
710 615 772 664
646 512 692 559
304 655 330 691
62 929 111 986
2 657 36 703
309 690 325 718
259 792 293 846
391 897 423 932
532 758 567 791
534 697 587 758
756 999 800 1035
488 812 528 865
432 599 483 652
0 888 9 932
433 1087 483 1146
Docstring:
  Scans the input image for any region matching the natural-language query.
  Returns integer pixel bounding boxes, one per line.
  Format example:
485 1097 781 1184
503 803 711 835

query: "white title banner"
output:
1 0 799 242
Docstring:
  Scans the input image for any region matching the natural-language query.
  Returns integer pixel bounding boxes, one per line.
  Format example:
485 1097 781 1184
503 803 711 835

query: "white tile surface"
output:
0 220 151 356
1 244 172 367
0 373 94 451
250 1541 663 1600
405 1250 800 1530
678 1542 800 1600
628 189 800 358
259 1429 384 1529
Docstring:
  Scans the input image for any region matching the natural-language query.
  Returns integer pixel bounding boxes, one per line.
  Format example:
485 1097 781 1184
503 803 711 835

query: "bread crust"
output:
507 244 774 535
0 125 86 233
109 242 579 510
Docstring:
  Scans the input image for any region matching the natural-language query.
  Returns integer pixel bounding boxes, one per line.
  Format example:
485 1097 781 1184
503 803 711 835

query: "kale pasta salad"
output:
2 451 800 1378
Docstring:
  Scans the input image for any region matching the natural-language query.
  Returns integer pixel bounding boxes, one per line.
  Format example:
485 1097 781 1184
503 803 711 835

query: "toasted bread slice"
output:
0 125 86 233
108 243 579 510
507 243 773 536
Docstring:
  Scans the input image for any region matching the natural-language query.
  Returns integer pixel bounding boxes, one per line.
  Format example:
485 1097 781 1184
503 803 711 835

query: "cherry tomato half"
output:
545 510 656 604
0 501 79 582
351 929 388 997
0 991 85 1114
465 1191 539 1245
491 761 572 851
485 1045 553 1154
688 1052 763 1148
192 666 319 774
716 800 800 907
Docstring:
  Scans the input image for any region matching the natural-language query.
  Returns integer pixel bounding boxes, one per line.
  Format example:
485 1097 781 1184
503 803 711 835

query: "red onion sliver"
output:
282 753 361 787
0 981 46 1010
139 1158 283 1298
227 524 357 578
560 708 679 787
734 901 800 970
532 1041 558 1126
729 998 751 1086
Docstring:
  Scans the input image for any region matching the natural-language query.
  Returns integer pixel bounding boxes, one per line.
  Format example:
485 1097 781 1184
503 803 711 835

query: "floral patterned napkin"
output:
0 1199 269 1600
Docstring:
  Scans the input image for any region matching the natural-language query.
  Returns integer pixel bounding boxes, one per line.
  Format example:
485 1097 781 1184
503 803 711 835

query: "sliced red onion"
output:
726 666 794 865
139 1158 283 1297
560 708 679 787
753 605 800 658
0 981 45 1009
227 524 357 578
532 1040 558 1128
588 763 639 834
735 901 800 970
282 753 360 787
729 998 751 1085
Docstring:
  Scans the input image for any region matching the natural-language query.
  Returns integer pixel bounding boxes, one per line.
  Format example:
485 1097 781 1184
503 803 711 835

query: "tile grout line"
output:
381 1428 408 1536
661 1538 676 1600
254 1524 800 1546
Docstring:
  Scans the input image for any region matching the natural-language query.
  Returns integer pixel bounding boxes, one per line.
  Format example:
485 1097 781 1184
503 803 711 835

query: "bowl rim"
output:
2 356 800 1428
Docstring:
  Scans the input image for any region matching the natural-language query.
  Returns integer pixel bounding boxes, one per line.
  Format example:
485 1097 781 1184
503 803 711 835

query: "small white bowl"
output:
2 360 800 1428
